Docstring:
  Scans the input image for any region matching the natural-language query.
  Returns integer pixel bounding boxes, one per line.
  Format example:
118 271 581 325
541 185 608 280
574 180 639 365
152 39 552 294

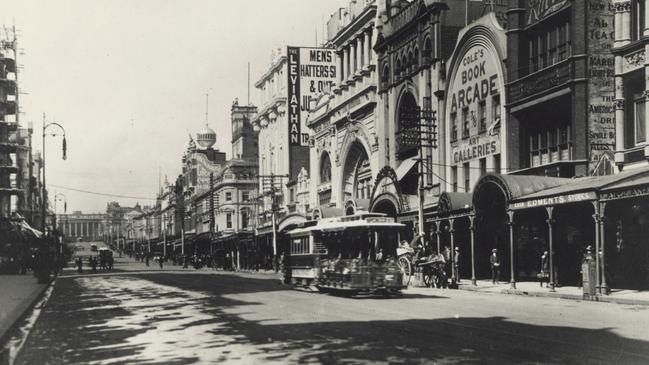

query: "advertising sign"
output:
287 46 337 147
446 42 504 165
509 191 597 210
587 0 616 171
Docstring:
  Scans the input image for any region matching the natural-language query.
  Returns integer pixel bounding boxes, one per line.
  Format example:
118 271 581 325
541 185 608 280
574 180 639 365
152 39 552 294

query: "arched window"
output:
382 63 390 88
320 153 332 184
423 37 433 64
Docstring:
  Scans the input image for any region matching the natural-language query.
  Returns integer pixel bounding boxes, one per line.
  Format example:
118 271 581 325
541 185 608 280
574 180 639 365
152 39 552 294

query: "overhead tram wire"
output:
48 184 158 201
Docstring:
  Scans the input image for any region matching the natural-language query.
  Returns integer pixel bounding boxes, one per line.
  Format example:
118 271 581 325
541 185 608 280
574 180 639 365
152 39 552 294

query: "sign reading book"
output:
287 46 337 147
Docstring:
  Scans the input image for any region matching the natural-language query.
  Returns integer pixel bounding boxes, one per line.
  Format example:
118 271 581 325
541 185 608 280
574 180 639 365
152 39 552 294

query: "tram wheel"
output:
398 256 412 286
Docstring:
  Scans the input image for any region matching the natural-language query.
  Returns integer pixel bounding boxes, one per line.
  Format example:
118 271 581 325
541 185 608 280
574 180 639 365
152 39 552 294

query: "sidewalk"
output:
455 279 649 306
0 275 48 345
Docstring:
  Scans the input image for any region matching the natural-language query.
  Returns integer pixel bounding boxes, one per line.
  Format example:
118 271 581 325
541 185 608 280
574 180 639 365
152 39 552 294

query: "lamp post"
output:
42 114 67 233
53 192 67 233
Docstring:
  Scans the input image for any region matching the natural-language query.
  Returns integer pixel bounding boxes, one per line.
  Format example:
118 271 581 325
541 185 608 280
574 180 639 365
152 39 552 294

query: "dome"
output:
196 125 216 149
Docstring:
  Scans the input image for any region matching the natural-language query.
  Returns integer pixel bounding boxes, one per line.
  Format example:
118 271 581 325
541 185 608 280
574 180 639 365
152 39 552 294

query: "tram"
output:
285 213 408 296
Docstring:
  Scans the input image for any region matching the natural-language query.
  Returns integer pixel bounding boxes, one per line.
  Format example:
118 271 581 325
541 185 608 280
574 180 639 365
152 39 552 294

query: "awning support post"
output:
449 218 456 284
469 214 476 286
600 202 609 295
507 210 516 289
545 206 555 292
592 201 601 294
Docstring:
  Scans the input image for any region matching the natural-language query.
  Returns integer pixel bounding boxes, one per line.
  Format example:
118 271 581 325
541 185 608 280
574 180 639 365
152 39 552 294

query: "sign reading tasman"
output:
287 46 337 147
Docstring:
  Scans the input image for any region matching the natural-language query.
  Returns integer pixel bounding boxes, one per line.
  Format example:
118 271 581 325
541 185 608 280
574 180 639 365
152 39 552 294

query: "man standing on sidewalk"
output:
490 249 500 284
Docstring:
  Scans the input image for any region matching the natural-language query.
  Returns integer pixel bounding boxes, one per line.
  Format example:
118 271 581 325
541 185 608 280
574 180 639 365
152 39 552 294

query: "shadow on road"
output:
15 273 649 365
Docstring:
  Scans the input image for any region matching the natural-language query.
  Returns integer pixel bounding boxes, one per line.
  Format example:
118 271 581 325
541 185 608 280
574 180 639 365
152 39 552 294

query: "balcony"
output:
0 79 16 96
0 101 16 115
0 57 16 73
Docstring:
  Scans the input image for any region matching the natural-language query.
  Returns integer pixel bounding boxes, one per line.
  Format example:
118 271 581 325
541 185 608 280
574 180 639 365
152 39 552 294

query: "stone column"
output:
592 203 601 294
449 218 456 283
339 50 344 84
621 1 632 43
344 46 350 80
369 28 375 64
364 30 371 68
357 36 363 72
351 41 357 76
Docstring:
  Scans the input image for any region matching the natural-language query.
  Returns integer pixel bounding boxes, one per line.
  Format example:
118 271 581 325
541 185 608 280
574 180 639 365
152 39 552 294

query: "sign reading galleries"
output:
287 46 337 147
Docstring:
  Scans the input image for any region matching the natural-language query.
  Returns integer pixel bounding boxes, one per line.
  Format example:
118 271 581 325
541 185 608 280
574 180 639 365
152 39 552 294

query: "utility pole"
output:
258 173 288 257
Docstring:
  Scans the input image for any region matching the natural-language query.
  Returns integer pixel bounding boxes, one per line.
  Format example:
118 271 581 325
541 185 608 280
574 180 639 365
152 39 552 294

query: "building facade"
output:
308 0 379 217
58 211 105 241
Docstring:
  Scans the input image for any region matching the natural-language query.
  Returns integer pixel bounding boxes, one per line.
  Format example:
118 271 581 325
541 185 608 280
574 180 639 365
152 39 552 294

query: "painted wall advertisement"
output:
287 46 337 147
587 0 616 170
447 43 503 165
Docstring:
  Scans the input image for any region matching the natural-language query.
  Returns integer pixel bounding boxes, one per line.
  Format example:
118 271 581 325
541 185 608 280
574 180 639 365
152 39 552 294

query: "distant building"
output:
58 211 105 241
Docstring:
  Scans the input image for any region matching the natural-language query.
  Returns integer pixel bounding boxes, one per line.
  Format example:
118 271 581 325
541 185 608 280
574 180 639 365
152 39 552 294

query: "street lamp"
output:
42 114 67 233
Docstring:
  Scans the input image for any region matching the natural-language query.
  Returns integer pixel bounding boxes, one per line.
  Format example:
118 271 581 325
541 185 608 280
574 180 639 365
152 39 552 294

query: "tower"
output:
230 98 258 161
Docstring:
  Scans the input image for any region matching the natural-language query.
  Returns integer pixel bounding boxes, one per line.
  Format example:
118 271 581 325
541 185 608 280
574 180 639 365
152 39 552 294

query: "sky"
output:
2 0 349 213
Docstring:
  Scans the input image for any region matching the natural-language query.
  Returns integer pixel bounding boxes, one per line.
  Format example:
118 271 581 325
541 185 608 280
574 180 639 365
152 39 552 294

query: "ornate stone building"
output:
308 0 379 217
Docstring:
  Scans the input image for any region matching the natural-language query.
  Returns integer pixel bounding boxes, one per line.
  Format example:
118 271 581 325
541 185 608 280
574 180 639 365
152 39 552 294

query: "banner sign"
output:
600 185 649 201
287 46 337 147
509 191 597 210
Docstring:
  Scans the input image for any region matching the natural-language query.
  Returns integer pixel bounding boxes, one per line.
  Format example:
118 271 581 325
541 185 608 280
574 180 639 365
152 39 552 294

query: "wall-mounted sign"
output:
446 41 504 165
508 61 571 102
287 46 337 147
451 133 500 164
527 0 570 26
600 185 649 201
509 191 597 210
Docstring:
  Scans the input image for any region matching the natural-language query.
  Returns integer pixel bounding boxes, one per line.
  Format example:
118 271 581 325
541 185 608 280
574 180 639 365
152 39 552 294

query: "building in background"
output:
58 211 105 242
308 0 378 219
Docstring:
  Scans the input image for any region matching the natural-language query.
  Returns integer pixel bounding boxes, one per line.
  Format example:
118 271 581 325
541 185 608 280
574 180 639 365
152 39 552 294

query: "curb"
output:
0 277 56 365
455 284 649 306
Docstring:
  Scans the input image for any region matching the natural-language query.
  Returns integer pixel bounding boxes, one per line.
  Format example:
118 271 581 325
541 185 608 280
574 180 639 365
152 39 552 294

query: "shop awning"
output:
438 192 473 215
509 168 649 210
599 169 649 201
395 157 418 181
312 206 344 220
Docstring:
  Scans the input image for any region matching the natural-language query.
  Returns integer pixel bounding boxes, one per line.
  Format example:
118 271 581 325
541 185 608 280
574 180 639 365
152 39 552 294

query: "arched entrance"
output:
473 176 510 280
342 141 372 202
371 194 399 218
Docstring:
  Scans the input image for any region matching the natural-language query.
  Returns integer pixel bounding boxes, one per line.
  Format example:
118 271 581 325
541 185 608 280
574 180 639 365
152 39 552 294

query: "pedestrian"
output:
454 247 460 282
158 255 164 269
490 248 500 284
539 251 549 287
145 253 150 267
76 256 83 273
90 256 97 273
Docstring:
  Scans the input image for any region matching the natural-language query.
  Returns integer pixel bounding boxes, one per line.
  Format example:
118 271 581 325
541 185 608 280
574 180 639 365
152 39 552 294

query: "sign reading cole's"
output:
287 46 337 147
446 42 504 165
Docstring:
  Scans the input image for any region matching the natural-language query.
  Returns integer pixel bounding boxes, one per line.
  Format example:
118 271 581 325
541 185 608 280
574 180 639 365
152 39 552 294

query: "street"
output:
12 259 649 364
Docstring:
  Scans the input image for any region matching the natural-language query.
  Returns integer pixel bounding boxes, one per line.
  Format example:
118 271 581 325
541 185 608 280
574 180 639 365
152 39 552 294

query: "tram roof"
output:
288 217 406 235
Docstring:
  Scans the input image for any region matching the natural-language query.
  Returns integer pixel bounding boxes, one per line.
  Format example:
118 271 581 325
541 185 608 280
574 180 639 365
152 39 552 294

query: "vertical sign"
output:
587 0 616 171
287 47 301 147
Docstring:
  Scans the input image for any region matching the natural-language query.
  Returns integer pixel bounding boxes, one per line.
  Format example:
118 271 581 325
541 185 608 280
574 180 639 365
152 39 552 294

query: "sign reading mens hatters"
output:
287 47 337 147
446 40 505 165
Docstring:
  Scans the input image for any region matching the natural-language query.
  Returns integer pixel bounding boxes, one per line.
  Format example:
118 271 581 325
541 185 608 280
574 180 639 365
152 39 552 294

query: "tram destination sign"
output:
509 191 597 210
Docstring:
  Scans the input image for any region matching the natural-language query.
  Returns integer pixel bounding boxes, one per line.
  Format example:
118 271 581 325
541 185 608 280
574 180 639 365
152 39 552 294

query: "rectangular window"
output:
319 190 332 206
478 100 487 133
463 163 470 192
635 96 646 145
539 33 548 69
633 0 646 41
226 192 232 201
289 188 295 203
451 166 458 192
241 211 249 229
529 37 538 73
451 113 458 142
492 94 501 124
226 213 232 229
462 108 469 138
493 154 501 175
479 158 487 177
242 192 249 202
